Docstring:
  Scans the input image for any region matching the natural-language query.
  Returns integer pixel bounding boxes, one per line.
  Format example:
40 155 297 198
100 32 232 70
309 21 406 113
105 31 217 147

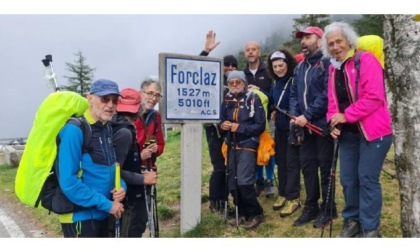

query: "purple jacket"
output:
326 51 393 141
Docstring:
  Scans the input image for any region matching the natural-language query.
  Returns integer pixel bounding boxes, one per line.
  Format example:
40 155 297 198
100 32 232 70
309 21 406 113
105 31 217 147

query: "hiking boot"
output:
273 196 287 211
360 229 382 238
293 206 319 227
243 214 265 230
336 219 360 238
227 216 246 227
313 210 338 228
280 199 301 218
264 180 275 198
255 180 265 197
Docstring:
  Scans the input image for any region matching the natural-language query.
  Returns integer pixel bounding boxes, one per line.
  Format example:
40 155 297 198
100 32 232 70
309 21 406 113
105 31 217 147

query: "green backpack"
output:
15 91 90 213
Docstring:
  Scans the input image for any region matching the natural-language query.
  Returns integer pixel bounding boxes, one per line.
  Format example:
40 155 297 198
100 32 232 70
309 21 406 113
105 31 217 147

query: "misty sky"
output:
0 14 298 139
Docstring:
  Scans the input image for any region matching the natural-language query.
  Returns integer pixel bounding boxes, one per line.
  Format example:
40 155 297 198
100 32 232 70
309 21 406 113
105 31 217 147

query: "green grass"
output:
0 129 402 237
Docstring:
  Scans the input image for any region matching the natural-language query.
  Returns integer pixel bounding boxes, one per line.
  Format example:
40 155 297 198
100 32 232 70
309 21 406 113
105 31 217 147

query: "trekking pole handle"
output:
115 163 121 191
42 54 59 91
115 162 121 238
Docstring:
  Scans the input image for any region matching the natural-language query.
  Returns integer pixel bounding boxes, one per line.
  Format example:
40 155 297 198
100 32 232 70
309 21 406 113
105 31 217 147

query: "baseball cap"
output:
117 88 141 113
295 26 324 39
90 79 121 96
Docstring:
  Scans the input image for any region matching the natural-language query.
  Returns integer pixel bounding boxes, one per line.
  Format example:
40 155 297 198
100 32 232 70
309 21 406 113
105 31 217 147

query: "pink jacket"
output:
326 52 393 141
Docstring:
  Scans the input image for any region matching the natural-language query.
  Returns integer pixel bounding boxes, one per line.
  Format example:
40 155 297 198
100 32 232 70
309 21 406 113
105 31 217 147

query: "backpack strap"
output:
67 116 92 154
354 51 387 102
354 51 363 101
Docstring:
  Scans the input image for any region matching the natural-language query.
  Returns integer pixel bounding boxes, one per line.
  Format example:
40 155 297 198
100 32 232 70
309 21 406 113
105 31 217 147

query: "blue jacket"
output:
58 110 126 223
220 90 266 150
289 51 330 130
269 76 293 131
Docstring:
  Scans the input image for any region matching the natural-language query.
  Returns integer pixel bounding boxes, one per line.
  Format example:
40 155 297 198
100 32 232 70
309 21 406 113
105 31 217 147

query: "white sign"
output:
159 53 222 123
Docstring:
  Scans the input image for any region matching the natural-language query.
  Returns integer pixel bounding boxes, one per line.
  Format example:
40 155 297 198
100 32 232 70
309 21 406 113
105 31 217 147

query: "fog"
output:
0 14 298 138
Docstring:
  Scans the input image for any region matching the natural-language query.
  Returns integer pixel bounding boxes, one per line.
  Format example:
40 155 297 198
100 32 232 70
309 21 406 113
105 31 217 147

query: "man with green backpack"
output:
57 79 126 237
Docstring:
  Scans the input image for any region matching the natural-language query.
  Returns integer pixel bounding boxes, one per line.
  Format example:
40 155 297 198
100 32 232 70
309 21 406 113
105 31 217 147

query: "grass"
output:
0 129 402 238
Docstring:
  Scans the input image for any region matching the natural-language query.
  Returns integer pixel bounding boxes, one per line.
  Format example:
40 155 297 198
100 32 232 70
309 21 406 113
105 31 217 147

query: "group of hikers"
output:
56 78 164 237
205 21 392 238
51 20 392 238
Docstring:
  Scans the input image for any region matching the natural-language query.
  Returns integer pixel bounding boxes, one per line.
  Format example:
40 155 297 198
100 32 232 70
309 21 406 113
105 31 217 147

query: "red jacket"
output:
134 110 165 168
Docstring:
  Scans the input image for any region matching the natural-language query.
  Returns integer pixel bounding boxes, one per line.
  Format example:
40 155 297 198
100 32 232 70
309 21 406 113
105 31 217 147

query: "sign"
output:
159 53 223 124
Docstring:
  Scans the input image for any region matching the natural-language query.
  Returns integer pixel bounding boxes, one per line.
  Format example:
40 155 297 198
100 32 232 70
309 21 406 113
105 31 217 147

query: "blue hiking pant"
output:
339 132 392 231
256 156 275 181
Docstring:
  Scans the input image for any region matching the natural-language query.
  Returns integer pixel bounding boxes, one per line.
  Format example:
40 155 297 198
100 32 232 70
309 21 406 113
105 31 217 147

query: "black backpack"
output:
39 117 92 214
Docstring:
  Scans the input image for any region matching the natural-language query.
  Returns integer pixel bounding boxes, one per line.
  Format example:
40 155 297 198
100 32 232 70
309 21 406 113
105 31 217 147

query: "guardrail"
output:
0 138 27 146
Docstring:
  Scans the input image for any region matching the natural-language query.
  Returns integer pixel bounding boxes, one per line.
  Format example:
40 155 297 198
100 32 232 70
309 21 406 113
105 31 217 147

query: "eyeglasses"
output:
228 79 244 86
224 63 238 68
143 91 162 100
99 95 119 105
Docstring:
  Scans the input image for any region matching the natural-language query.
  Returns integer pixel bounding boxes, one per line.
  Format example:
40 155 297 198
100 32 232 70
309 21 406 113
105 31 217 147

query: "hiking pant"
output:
256 157 275 181
228 148 263 218
275 128 301 200
339 132 392 231
205 125 227 201
62 219 108 238
300 133 335 211
121 196 148 237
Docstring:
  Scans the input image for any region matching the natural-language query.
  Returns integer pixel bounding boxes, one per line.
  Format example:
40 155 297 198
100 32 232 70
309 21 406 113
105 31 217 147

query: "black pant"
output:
62 219 109 238
205 125 227 201
299 132 335 210
121 196 148 237
275 129 301 201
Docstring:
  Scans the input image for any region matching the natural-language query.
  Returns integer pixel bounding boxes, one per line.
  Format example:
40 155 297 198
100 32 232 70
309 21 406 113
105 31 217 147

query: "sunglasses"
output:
228 79 244 86
99 95 119 105
224 62 238 68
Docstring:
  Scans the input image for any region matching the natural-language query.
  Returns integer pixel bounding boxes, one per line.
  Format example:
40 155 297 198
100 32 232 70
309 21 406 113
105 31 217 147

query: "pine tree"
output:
352 14 384 37
64 51 95 96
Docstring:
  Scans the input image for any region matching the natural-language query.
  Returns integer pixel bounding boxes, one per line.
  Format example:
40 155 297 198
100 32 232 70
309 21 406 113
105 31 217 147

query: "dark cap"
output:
223 55 238 66
90 79 121 96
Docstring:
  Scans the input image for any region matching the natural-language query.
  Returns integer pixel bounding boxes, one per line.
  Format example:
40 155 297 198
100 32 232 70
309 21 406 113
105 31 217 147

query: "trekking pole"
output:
224 133 230 223
152 182 160 237
143 162 155 238
41 54 59 92
232 131 239 229
115 163 121 238
274 106 324 136
321 135 339 238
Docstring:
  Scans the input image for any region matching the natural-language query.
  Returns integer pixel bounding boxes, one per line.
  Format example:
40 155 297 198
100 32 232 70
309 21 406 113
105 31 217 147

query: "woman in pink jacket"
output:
322 21 393 238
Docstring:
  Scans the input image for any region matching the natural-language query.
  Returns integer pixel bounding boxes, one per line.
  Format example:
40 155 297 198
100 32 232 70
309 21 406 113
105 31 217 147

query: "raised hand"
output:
204 30 221 53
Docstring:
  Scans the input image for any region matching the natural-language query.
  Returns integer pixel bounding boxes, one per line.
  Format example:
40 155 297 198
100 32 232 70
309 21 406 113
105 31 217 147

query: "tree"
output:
284 14 331 54
384 14 420 237
64 51 95 95
353 15 384 37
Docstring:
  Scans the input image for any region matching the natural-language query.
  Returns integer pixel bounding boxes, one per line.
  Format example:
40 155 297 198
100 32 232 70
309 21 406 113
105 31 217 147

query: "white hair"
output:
322 21 359 58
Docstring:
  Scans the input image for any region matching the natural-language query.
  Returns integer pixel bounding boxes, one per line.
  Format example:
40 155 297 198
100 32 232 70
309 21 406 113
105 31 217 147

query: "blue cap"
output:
90 79 121 96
